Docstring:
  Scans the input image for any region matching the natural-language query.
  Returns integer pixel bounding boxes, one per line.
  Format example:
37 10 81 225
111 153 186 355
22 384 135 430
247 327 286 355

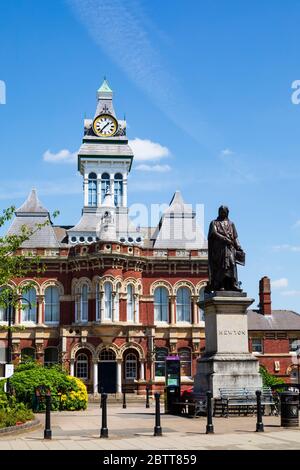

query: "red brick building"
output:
0 80 208 394
0 80 299 393
248 276 300 384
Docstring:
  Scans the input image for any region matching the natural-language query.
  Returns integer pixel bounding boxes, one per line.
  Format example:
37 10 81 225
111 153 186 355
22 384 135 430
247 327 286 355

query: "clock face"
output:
93 114 118 137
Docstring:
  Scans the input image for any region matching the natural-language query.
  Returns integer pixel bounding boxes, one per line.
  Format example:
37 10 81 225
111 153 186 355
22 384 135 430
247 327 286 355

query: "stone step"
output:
88 394 154 404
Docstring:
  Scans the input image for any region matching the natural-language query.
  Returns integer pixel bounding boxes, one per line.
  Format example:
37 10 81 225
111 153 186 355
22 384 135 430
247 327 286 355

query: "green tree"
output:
260 365 285 387
0 205 59 319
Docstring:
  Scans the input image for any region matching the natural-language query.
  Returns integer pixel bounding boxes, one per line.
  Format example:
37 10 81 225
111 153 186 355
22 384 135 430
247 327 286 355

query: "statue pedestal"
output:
194 292 262 397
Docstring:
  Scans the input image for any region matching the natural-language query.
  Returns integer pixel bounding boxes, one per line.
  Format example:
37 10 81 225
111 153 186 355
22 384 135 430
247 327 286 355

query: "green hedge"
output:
260 365 285 387
0 403 34 429
0 381 34 429
9 362 88 412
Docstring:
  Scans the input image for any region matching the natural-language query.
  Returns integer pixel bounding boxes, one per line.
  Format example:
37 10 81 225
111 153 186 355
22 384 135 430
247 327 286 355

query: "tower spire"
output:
95 77 115 117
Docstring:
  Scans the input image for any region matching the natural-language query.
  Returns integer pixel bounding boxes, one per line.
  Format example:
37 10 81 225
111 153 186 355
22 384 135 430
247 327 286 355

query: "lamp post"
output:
297 349 300 386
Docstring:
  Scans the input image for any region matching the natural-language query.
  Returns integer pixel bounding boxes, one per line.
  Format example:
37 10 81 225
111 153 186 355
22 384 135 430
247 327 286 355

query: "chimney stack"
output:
259 276 272 315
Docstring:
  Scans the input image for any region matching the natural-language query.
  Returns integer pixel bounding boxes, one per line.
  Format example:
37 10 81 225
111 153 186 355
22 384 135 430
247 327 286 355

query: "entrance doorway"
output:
98 349 117 393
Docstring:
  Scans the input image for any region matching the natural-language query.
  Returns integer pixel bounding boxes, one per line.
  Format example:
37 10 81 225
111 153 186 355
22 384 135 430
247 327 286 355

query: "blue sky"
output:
1 0 300 310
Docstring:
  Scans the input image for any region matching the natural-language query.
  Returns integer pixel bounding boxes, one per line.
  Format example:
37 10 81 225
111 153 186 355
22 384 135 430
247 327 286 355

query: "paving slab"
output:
1 402 300 450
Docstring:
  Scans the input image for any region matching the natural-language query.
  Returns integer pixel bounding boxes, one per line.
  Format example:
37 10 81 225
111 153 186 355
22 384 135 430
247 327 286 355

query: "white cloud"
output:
135 164 171 173
281 290 300 297
67 0 217 145
293 220 300 228
273 244 300 252
43 149 77 164
220 148 234 156
218 148 257 184
271 278 289 289
129 138 170 162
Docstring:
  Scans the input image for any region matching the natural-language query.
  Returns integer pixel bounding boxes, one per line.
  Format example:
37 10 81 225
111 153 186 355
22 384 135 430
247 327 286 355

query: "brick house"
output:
248 276 300 383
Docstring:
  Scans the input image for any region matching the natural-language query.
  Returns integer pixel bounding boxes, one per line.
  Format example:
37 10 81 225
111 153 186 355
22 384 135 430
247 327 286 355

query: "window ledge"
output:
154 322 169 327
181 376 193 382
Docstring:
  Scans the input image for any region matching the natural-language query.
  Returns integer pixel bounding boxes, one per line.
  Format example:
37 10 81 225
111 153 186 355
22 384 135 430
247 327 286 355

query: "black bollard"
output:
154 392 162 436
44 391 52 440
100 393 109 438
146 385 150 409
256 390 264 432
100 386 104 408
123 391 127 409
206 390 214 434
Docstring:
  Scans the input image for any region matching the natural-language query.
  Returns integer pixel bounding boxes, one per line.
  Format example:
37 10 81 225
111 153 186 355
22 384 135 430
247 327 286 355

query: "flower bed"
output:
0 402 34 429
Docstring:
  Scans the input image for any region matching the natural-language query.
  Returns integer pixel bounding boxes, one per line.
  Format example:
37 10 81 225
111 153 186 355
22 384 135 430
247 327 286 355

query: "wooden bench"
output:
216 387 277 417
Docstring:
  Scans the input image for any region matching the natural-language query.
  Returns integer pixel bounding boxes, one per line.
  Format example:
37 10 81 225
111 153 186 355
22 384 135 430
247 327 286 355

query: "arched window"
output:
21 347 36 362
104 282 112 320
80 284 89 322
0 287 9 322
155 347 168 378
101 173 110 203
178 348 192 377
75 353 88 380
154 287 169 322
45 286 60 323
44 347 59 367
127 284 134 322
198 287 205 322
88 172 97 207
100 349 116 361
22 287 37 322
96 285 101 321
176 287 191 322
115 283 121 321
114 173 123 207
125 352 137 380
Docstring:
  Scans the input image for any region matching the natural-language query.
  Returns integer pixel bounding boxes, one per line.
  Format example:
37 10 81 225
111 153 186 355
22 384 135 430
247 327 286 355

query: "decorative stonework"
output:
96 343 120 360
70 342 97 361
173 280 196 295
150 280 173 296
35 342 44 354
195 281 207 296
40 279 64 295
119 341 145 360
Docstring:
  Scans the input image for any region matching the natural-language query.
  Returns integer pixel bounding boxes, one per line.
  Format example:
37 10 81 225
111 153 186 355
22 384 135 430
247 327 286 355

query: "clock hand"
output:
100 122 110 132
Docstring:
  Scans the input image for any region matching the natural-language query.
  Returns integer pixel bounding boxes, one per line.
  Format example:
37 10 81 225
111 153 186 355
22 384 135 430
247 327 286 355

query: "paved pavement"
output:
1 402 300 450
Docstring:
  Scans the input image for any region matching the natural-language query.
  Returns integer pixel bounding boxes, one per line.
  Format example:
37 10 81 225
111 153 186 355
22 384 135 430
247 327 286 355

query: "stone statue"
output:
207 205 245 292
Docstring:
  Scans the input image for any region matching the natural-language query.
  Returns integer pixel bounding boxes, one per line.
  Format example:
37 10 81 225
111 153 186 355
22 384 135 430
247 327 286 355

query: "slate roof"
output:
78 143 133 157
16 188 48 215
7 189 61 248
152 190 207 249
248 309 300 330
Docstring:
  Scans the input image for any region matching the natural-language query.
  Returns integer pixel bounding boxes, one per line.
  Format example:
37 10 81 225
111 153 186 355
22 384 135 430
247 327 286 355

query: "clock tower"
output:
68 79 140 245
